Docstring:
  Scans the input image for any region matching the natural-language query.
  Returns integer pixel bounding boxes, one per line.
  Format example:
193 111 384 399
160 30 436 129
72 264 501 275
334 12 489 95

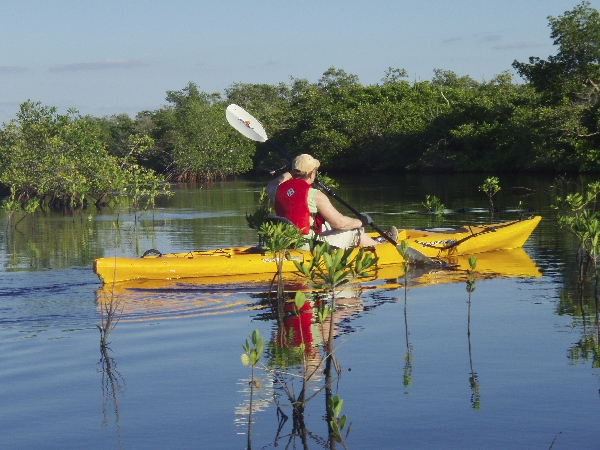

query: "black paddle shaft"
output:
265 140 398 246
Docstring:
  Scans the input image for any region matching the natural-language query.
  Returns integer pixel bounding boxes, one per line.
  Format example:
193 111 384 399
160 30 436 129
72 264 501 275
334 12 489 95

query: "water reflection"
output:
466 280 480 410
236 286 365 449
402 295 413 393
95 280 268 321
556 230 600 373
97 289 125 449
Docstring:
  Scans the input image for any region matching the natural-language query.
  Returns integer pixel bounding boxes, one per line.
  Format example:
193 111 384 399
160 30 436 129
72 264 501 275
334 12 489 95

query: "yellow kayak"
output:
96 248 540 323
93 216 541 284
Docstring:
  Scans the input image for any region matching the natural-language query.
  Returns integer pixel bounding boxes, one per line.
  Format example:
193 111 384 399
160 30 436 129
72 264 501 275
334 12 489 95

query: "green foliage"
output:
431 68 479 89
397 239 411 302
397 240 411 280
512 2 600 169
241 329 263 367
480 177 501 212
315 173 339 189
92 112 161 170
0 101 167 212
554 181 600 260
422 194 445 214
258 220 306 300
316 298 334 324
381 67 409 85
318 66 361 91
0 197 21 212
294 241 378 292
294 290 306 311
513 1 600 102
156 82 256 181
397 240 411 263
245 188 272 232
294 241 378 327
246 206 272 232
466 256 477 293
328 394 352 445
120 134 172 211
258 222 307 255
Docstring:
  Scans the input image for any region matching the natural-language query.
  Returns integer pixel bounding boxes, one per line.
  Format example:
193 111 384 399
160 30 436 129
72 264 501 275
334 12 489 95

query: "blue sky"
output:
0 0 597 121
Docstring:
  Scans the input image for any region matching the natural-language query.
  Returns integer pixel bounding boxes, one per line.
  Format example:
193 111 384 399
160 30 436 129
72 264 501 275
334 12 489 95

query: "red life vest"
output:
274 178 325 235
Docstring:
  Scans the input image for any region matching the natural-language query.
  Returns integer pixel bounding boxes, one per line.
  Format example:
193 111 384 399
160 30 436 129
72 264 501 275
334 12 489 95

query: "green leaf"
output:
294 291 306 310
468 255 477 271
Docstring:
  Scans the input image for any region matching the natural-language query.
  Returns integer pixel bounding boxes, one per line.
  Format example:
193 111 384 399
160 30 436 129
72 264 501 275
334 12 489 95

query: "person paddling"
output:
266 153 397 248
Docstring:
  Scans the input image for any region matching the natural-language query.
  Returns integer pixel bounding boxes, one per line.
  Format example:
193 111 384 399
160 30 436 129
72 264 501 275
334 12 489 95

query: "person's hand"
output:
359 213 373 227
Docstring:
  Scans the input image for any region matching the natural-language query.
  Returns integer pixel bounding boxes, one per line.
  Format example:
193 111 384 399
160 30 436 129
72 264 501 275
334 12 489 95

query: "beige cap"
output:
292 154 320 174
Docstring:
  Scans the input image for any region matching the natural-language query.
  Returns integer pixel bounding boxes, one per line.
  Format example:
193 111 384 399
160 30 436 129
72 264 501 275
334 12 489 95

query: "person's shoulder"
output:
313 189 330 203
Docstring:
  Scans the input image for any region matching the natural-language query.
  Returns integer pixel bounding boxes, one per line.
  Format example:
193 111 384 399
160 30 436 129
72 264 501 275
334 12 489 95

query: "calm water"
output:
1 173 599 449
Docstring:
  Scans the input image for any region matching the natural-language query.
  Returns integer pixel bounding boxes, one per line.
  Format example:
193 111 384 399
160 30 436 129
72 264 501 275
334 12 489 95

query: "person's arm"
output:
314 191 363 230
266 172 292 203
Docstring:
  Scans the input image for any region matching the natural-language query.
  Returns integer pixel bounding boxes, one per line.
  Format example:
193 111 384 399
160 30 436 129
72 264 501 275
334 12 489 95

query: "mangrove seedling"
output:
397 239 413 390
292 291 309 356
480 176 501 218
466 255 477 294
294 241 378 376
315 173 339 190
397 240 411 297
327 394 351 449
258 221 307 301
246 187 272 236
465 255 480 409
554 181 600 295
241 329 264 448
422 194 445 215
241 329 264 372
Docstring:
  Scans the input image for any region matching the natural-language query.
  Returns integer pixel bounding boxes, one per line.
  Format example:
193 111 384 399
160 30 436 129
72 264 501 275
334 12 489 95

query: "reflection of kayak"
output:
93 216 541 284
373 247 541 288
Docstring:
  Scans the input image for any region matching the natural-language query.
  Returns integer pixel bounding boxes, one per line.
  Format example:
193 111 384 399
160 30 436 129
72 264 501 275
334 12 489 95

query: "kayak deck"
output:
93 216 541 284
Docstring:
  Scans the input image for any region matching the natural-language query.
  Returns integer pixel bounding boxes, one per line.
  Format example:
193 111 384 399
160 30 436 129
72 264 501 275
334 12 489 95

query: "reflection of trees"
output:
565 280 600 370
554 176 600 371
560 224 600 371
2 212 99 270
97 291 125 449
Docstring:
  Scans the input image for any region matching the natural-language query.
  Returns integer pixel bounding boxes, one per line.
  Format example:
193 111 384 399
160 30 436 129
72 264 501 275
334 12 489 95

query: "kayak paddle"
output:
225 104 434 264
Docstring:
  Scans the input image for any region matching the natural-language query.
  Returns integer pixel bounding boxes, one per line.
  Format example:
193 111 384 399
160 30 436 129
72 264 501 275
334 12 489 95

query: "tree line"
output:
1 1 599 212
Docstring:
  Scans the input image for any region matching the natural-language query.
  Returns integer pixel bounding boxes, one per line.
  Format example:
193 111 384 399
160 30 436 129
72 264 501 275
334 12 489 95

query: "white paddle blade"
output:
226 104 268 142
